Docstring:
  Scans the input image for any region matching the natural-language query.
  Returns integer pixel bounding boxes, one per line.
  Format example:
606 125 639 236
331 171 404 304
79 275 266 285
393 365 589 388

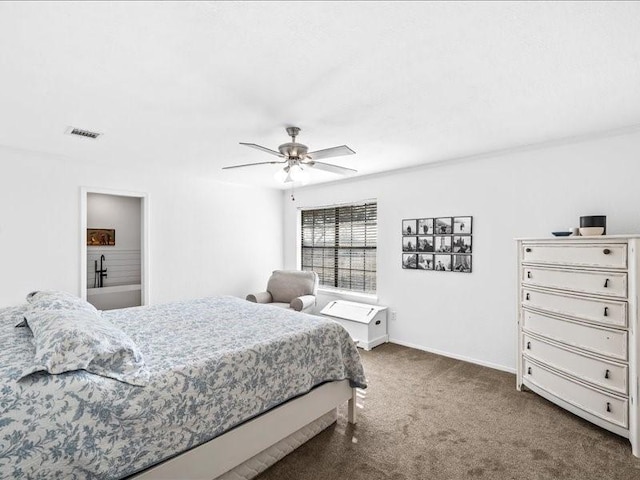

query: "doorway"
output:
80 187 149 310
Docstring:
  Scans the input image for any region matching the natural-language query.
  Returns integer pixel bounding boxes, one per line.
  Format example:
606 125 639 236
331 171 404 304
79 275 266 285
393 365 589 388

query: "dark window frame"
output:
300 202 377 294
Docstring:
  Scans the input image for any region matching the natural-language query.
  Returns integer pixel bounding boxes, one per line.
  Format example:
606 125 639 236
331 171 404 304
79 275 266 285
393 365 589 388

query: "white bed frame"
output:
131 380 358 480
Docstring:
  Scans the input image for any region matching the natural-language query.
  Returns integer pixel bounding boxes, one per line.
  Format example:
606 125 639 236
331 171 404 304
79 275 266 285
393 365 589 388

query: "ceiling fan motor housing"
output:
278 142 308 159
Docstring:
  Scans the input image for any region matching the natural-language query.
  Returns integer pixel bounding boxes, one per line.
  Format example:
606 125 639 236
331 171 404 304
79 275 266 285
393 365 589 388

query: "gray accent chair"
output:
246 270 319 313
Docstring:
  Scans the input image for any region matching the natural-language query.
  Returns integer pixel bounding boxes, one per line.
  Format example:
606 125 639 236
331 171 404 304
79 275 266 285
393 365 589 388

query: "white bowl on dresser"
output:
579 227 605 236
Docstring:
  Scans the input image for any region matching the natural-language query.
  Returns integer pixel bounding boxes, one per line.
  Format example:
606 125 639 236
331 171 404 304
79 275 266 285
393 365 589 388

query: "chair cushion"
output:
269 302 291 310
267 270 317 303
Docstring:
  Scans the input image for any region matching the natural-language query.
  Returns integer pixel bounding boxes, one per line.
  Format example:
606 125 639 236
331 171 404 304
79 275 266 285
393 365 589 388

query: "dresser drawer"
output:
522 288 627 328
522 309 627 360
522 243 627 269
522 267 627 299
523 358 628 428
523 334 628 394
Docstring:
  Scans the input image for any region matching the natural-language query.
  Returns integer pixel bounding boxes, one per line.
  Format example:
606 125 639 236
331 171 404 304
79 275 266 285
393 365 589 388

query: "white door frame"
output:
80 187 150 305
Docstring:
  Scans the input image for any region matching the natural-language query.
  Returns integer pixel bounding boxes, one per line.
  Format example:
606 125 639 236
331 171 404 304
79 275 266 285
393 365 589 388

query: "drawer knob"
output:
527 367 532 375
604 278 609 288
603 248 611 255
604 306 609 317
525 293 530 301
606 402 611 413
526 341 531 350
525 248 532 253
605 369 610 379
527 271 532 279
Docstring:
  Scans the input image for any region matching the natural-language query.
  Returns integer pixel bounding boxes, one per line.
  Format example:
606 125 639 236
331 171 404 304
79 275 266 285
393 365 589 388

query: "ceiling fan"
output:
223 127 357 183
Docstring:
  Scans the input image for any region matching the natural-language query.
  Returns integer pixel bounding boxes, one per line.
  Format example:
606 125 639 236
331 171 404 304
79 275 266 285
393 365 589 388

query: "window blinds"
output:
301 202 377 293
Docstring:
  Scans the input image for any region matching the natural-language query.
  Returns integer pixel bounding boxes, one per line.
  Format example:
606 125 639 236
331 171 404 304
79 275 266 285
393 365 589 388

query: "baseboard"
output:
357 335 389 351
389 338 516 374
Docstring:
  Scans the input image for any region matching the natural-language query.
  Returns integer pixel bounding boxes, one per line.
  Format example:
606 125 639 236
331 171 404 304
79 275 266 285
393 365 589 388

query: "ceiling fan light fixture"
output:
274 167 289 183
274 163 309 184
288 164 308 183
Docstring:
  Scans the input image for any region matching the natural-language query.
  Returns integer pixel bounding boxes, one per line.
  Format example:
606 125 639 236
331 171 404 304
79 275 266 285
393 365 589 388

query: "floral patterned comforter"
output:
0 296 366 479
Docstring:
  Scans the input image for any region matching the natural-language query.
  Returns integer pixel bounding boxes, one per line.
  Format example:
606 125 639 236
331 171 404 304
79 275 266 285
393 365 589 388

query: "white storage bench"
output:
320 300 388 350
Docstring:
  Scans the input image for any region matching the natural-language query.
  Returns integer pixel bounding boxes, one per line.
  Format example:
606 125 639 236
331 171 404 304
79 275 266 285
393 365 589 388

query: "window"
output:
301 202 377 294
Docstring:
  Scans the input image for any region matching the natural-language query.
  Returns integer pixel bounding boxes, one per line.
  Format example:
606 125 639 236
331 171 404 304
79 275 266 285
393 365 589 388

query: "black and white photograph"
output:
435 217 453 234
402 236 418 252
434 236 452 253
402 253 417 269
453 216 472 235
417 254 434 270
403 214 472 273
453 255 472 273
453 235 472 253
417 236 434 252
402 219 417 235
418 218 434 235
434 255 452 272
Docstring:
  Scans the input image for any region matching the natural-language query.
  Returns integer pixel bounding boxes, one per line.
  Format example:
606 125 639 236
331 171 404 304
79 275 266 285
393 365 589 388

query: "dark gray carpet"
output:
256 343 640 480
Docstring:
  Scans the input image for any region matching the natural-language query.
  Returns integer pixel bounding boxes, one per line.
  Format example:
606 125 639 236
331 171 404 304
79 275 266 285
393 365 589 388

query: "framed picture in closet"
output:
87 228 115 246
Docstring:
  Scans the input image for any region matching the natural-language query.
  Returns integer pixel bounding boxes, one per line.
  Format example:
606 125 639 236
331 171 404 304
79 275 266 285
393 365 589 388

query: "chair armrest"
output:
290 295 316 312
246 291 273 304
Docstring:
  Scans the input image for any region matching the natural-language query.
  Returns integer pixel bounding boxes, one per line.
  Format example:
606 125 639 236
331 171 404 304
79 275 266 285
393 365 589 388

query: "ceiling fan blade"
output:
307 161 357 176
222 160 286 170
306 145 355 160
239 142 284 157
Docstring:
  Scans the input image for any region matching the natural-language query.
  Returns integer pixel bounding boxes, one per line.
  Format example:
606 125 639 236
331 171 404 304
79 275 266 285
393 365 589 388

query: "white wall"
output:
0 145 283 307
87 193 141 251
283 129 640 372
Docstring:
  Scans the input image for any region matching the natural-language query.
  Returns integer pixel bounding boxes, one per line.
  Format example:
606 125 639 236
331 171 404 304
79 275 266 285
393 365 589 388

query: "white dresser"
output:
516 236 639 457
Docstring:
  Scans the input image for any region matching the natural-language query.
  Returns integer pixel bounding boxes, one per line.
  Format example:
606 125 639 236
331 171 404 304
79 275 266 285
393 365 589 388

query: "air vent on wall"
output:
65 126 102 139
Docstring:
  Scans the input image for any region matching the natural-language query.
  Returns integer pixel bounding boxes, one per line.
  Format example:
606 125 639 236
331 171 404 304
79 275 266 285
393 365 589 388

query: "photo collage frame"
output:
402 216 472 273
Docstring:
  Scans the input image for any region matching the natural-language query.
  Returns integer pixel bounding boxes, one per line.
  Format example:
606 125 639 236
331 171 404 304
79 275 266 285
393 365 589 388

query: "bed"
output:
0 294 366 479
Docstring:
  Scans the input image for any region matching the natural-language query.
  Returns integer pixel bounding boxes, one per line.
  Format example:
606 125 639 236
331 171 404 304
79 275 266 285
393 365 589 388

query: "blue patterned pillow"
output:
20 308 149 386
16 290 100 327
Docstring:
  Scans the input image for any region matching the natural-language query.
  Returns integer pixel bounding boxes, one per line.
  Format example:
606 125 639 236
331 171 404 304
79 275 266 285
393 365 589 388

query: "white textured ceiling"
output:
1 2 639 189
